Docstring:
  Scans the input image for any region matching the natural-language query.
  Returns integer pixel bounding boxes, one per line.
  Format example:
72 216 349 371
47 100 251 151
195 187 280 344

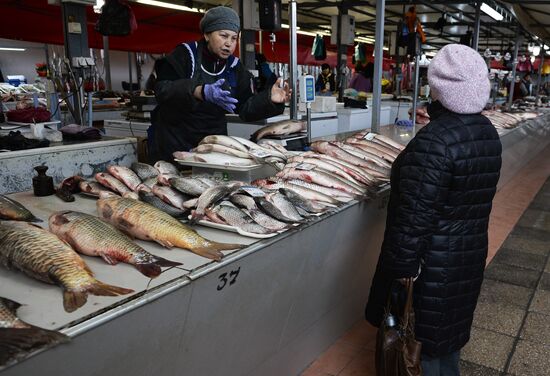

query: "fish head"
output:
48 211 73 230
96 199 115 220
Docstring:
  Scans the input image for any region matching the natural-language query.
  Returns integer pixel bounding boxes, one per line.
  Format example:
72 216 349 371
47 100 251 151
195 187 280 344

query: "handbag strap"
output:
401 277 415 329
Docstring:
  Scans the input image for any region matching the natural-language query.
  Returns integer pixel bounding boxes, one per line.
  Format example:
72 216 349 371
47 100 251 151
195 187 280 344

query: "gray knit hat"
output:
428 44 490 114
200 6 240 34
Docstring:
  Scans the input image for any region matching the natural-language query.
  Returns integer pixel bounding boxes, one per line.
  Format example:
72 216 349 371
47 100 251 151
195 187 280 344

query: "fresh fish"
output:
79 180 114 197
194 176 220 188
97 197 244 261
199 135 248 153
302 152 378 186
107 165 142 191
282 162 367 193
0 297 68 367
169 177 212 197
49 211 182 278
255 192 304 223
95 172 131 195
131 162 159 181
287 157 366 189
135 183 152 193
173 151 257 167
277 169 364 197
229 136 287 161
0 221 133 312
230 194 289 231
278 188 329 214
333 142 392 169
157 174 179 186
257 140 292 157
98 190 120 199
190 183 244 224
191 144 253 159
347 139 399 161
142 177 159 189
152 185 191 209
154 160 180 176
252 179 340 205
206 202 272 234
258 177 355 203
373 133 405 151
138 191 188 219
310 141 372 169
0 195 41 222
251 120 305 142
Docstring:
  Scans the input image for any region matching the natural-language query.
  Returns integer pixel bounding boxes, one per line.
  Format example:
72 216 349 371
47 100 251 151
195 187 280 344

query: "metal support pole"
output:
289 0 298 120
411 53 421 130
336 7 348 103
472 2 481 51
103 35 112 91
259 30 263 54
508 26 521 107
371 0 385 132
87 92 93 127
128 52 133 92
306 102 312 144
535 51 545 103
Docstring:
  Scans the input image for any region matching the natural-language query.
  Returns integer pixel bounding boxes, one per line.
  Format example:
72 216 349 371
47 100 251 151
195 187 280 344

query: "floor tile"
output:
339 320 377 350
300 368 334 376
540 272 550 291
510 226 550 242
477 279 533 309
520 311 550 346
472 301 525 337
337 349 376 376
459 360 502 376
461 327 515 372
500 236 550 257
484 263 540 289
517 209 550 232
529 289 550 315
507 340 550 376
304 340 361 376
490 248 547 271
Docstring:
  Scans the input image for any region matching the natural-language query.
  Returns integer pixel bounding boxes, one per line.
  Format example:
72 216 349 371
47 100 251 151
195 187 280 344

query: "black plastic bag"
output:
95 0 137 36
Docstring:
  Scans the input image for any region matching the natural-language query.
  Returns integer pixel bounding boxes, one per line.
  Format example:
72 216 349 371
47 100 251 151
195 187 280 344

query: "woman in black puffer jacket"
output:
365 44 502 375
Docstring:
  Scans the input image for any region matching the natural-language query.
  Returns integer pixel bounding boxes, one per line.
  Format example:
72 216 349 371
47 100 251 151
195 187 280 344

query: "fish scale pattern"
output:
366 101 502 357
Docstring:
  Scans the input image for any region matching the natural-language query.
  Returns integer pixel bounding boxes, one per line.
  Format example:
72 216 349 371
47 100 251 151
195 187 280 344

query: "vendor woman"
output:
148 6 291 163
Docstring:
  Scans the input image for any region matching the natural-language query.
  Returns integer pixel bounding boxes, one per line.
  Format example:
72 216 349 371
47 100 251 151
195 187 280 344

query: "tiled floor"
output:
300 144 550 376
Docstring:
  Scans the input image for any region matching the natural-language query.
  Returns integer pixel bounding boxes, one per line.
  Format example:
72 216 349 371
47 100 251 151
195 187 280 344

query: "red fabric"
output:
0 0 394 69
7 108 51 123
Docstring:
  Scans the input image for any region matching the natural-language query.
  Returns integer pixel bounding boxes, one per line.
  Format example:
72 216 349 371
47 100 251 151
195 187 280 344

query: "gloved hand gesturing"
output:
203 79 238 113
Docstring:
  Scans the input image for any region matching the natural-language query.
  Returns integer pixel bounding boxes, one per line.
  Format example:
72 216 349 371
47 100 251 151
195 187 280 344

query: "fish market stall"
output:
1 111 550 376
336 106 392 133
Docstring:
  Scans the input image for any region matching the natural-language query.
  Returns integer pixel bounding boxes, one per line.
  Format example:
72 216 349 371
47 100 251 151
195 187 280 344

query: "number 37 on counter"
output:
217 267 241 291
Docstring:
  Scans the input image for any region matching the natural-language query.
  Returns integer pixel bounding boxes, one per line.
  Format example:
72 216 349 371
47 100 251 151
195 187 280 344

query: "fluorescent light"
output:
533 45 541 56
135 0 200 12
94 0 104 13
480 3 503 21
544 44 549 50
282 23 300 30
0 47 26 51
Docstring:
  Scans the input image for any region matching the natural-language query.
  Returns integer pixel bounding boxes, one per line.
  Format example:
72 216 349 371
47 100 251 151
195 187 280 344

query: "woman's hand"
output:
270 78 292 104
408 106 430 125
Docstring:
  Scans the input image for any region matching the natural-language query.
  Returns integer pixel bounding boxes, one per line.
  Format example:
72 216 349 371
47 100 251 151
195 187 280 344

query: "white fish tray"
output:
174 159 262 171
191 217 282 239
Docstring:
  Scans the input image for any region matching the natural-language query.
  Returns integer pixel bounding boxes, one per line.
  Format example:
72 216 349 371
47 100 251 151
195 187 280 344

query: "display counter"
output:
336 106 391 133
2 112 549 376
0 137 138 195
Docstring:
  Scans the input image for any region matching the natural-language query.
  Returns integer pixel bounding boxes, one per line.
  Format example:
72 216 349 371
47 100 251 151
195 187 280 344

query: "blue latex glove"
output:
203 79 238 113
395 119 413 128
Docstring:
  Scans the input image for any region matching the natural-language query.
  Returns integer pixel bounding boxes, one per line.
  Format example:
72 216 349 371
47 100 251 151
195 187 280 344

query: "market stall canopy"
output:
503 1 550 41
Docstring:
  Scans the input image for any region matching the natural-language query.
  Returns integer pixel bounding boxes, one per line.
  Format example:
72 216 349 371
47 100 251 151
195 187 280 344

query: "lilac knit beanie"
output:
428 44 490 114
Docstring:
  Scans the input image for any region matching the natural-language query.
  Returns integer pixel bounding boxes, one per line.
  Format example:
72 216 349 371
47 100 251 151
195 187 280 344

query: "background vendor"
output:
315 63 335 95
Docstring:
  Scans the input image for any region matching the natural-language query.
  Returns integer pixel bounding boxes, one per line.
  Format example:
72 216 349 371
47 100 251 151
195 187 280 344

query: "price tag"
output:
249 149 272 159
363 132 376 141
240 186 266 197
295 163 316 171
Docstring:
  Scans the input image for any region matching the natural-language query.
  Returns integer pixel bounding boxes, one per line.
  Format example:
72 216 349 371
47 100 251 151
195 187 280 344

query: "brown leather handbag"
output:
375 278 422 376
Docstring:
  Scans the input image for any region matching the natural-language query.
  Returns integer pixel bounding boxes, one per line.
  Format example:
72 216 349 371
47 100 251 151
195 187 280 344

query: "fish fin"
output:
29 216 43 223
135 263 162 278
100 253 119 265
152 257 183 268
63 281 134 312
156 239 174 249
193 242 245 261
0 327 69 365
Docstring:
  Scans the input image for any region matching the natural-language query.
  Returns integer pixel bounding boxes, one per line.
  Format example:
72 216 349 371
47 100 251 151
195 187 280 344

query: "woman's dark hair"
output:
321 63 330 70
365 62 375 79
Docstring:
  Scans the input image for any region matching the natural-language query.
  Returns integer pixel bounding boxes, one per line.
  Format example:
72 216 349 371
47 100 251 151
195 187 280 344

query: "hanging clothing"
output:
405 7 427 44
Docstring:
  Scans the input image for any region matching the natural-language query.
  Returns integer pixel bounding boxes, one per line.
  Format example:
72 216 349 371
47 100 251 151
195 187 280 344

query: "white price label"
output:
249 149 272 159
240 186 266 197
364 132 376 141
295 163 316 171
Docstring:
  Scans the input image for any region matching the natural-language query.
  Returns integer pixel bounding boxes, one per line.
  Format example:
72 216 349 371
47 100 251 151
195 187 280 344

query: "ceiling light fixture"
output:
282 23 300 30
134 0 200 13
480 3 503 21
0 47 26 51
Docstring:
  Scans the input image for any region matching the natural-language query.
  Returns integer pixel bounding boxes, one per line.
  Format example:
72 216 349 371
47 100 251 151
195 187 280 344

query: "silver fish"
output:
277 168 365 197
255 193 304 223
152 185 191 209
131 162 159 181
252 179 340 206
169 177 212 197
95 172 131 195
79 180 114 197
190 183 244 223
230 194 289 231
251 120 305 142
206 202 272 234
199 135 248 152
138 191 188 218
278 188 329 214
192 144 252 159
154 160 180 176
106 165 142 191
0 195 41 222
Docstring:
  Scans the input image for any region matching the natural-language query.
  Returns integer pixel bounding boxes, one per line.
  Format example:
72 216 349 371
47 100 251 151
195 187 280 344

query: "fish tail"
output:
193 242 245 262
29 216 43 223
63 281 134 312
0 327 69 365
135 257 182 278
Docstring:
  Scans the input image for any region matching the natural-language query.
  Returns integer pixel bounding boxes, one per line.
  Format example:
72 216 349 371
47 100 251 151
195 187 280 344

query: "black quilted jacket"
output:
365 101 502 357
